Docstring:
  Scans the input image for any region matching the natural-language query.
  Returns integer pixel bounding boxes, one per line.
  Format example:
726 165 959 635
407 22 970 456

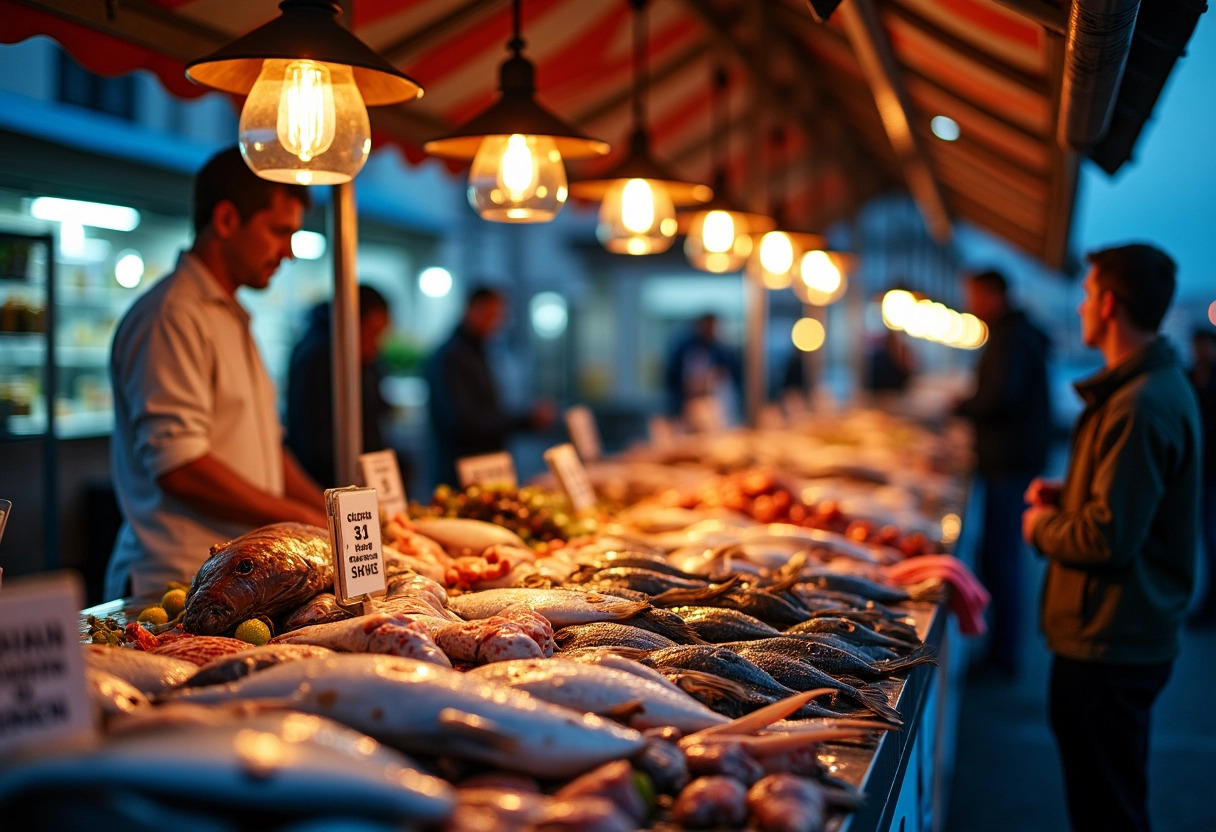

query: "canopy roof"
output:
4 0 1206 270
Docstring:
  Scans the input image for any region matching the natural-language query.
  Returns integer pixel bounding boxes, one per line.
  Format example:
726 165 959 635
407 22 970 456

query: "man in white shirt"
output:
105 147 327 599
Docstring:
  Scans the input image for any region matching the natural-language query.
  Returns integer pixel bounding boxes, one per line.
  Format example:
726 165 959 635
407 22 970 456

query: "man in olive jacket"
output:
1023 243 1201 832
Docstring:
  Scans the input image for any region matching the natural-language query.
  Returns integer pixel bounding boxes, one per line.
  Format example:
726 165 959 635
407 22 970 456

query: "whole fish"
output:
184 523 333 635
270 613 452 666
173 654 646 778
447 588 649 629
562 647 746 702
798 571 937 605
573 552 702 579
642 646 797 702
620 607 707 644
466 657 730 732
721 637 936 680
654 585 812 629
787 632 902 663
671 606 783 643
783 616 921 651
583 567 711 596
555 622 677 652
282 592 351 632
83 644 195 695
86 668 149 717
181 643 334 688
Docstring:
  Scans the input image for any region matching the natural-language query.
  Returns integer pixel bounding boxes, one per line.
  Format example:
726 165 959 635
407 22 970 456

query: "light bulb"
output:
596 178 676 255
468 134 568 222
795 250 847 305
684 209 752 273
746 231 797 290
791 317 826 352
240 59 370 185
881 289 916 330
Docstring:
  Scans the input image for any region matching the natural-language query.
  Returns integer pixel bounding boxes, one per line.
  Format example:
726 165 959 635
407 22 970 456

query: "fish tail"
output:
670 669 748 701
873 644 938 675
855 685 902 724
907 580 947 604
650 576 741 608
623 609 707 645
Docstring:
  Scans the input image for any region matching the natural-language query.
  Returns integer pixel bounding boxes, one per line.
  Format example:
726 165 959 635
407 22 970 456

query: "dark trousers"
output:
977 474 1033 672
1049 655 1173 832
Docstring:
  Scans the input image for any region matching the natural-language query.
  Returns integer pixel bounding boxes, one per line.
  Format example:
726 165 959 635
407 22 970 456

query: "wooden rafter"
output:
838 0 952 241
1043 28 1079 271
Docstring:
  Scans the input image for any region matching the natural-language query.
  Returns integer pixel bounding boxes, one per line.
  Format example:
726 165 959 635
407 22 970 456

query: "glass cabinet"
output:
0 231 54 439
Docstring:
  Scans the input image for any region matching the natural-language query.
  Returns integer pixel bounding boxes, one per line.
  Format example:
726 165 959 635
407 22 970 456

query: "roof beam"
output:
990 0 1068 35
1043 28 1080 271
838 0 952 242
571 40 712 127
379 0 505 64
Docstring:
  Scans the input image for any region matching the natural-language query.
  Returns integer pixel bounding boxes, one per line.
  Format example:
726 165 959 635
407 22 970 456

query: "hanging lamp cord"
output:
509 0 525 57
713 64 729 184
770 124 786 220
632 0 648 131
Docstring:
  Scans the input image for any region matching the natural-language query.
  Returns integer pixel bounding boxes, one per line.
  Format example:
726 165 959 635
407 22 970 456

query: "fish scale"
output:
555 622 677 652
730 647 901 723
671 606 782 643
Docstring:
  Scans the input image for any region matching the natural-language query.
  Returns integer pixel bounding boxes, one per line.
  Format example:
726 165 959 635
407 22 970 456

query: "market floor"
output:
944 549 1216 832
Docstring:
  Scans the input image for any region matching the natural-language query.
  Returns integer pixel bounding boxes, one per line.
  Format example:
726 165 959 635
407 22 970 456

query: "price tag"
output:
758 403 786 430
544 443 597 513
358 450 408 520
564 405 602 463
648 416 675 450
0 572 94 756
325 486 386 607
457 451 518 489
685 395 725 433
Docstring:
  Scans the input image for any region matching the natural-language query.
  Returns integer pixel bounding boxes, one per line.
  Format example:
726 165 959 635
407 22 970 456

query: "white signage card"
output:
0 572 94 756
544 443 597 513
358 450 408 520
325 486 387 605
457 451 518 489
564 405 602 463
648 416 675 450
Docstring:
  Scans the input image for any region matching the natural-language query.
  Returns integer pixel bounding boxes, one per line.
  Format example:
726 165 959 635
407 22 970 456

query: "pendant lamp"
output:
679 67 774 273
568 0 712 255
746 127 825 290
186 0 423 185
424 0 611 223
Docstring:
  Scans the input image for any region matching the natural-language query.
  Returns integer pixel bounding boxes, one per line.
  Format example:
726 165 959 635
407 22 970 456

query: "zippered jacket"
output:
1031 339 1201 663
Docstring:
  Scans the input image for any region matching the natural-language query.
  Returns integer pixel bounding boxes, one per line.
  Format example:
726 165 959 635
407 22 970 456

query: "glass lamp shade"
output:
793 249 848 305
239 59 370 185
596 178 678 255
683 209 761 273
746 231 798 289
468 134 569 222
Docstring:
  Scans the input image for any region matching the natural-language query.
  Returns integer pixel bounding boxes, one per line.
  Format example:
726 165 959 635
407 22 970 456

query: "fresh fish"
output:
269 613 452 666
447 588 649 629
642 646 797 702
86 668 149 717
747 774 827 832
619 607 707 644
783 616 921 650
466 657 730 732
184 522 333 636
583 567 711 596
563 648 743 698
671 606 783 642
83 644 195 695
173 654 646 777
718 646 900 723
411 517 527 556
672 776 749 827
0 710 456 824
792 587 906 621
282 592 351 632
150 636 253 667
384 572 458 617
722 637 936 680
786 632 902 663
181 644 333 688
798 571 940 605
555 622 677 652
573 551 699 578
654 585 812 629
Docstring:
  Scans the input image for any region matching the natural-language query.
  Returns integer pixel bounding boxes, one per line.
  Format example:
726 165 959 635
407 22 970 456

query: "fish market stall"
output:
11 410 983 832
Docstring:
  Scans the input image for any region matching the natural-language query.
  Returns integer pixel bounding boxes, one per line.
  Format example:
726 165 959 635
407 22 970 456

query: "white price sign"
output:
325 486 386 606
0 572 94 756
544 443 597 513
457 452 518 489
564 405 602 463
358 449 408 520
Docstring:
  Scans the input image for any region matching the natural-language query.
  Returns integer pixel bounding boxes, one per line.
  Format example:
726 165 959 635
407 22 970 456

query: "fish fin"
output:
768 550 810 592
623 609 708 645
650 575 742 607
605 700 647 722
670 669 747 701
907 579 947 604
687 688 838 740
438 707 519 752
873 644 938 675
855 686 902 724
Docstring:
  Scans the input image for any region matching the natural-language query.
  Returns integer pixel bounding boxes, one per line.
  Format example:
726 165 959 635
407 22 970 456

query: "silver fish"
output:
269 613 452 666
182 644 334 688
448 588 649 629
83 644 195 696
467 657 730 732
173 654 646 778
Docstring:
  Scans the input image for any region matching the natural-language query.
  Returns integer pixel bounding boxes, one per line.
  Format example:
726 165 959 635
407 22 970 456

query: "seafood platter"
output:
3 411 985 832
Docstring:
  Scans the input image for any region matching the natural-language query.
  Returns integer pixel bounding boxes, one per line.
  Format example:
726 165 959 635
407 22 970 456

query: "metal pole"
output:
330 180 362 487
745 280 767 426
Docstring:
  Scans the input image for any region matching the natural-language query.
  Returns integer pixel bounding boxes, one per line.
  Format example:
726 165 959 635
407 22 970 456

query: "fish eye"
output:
236 559 254 574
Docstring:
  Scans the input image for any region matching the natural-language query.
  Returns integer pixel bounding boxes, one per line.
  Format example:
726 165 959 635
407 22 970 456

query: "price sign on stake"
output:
544 443 597 513
457 451 518 489
358 449 408 520
0 572 94 756
564 405 602 463
325 486 386 608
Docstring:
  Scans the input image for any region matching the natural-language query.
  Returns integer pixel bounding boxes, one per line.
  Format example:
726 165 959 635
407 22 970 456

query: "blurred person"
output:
285 285 399 489
424 286 554 487
665 313 741 419
1022 243 1200 832
1187 328 1216 625
953 269 1053 677
106 147 326 599
866 330 914 393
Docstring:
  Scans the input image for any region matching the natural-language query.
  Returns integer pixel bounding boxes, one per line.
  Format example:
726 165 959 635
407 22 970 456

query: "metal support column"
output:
330 180 362 487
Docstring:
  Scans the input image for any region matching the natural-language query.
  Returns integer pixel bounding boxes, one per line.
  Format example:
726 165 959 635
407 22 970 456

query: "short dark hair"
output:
1086 243 1176 333
466 285 503 309
359 285 388 318
192 146 312 235
967 269 1008 296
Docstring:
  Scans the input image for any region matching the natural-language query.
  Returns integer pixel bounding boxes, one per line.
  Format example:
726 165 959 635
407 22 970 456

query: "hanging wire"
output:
631 0 648 130
509 0 525 57
713 64 729 179
769 124 787 221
